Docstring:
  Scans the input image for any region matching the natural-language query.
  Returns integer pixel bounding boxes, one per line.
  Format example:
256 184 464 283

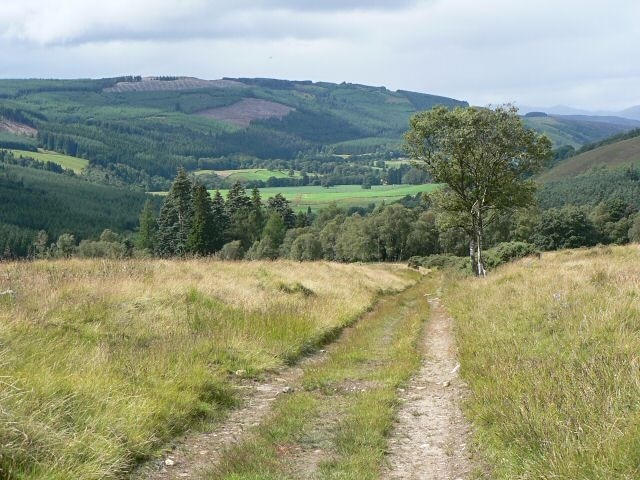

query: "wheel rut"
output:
133 283 475 480
133 368 305 479
132 314 357 479
383 295 474 479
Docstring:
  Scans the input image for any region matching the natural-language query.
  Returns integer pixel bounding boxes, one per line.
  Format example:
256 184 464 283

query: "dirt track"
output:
384 295 474 479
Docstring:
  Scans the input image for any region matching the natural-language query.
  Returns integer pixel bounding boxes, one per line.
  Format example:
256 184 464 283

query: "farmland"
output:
153 183 438 210
9 148 89 173
195 168 301 182
0 259 417 479
212 183 439 210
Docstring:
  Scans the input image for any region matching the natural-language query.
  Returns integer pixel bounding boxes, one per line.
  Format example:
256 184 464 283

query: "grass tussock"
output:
444 245 640 479
0 258 416 479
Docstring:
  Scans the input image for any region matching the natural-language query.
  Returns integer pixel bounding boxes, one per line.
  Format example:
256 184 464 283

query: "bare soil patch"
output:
195 98 294 127
0 118 37 136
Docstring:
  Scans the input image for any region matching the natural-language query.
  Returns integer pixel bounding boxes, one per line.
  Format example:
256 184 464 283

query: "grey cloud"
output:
0 0 639 110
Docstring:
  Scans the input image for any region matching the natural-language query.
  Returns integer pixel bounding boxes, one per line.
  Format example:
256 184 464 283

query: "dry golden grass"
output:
0 259 416 479
444 245 640 479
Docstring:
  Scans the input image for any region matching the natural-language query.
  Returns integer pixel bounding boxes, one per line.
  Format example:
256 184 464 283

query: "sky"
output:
1 0 639 111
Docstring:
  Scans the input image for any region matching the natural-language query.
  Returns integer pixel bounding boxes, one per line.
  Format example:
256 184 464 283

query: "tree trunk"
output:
469 237 478 276
476 213 487 277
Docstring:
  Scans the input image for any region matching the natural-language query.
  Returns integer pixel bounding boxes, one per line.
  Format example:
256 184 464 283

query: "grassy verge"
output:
443 245 640 479
205 276 430 479
0 259 416 479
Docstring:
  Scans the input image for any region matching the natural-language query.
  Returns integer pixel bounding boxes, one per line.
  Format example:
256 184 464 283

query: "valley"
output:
3 0 640 478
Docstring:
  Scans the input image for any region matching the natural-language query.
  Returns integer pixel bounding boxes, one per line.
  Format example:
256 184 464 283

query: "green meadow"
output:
211 183 439 211
195 168 301 182
9 149 89 173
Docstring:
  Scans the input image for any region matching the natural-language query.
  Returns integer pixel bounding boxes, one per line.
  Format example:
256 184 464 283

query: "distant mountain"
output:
0 76 467 180
618 106 640 121
522 114 640 148
519 105 595 116
519 104 640 122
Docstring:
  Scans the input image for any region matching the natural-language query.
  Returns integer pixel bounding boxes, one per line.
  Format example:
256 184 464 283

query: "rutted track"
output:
133 277 476 479
384 294 474 479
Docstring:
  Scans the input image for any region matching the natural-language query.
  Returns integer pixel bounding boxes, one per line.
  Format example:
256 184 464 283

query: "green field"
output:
195 168 300 181
385 159 411 168
213 183 439 210
10 149 89 173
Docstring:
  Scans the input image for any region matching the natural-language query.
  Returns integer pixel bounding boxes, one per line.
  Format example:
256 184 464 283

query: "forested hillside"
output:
0 163 152 256
0 76 467 181
522 112 640 148
539 129 640 180
535 129 640 212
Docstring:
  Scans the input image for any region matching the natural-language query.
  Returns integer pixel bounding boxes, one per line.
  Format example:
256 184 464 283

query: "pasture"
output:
9 148 89 173
195 168 300 181
212 183 439 211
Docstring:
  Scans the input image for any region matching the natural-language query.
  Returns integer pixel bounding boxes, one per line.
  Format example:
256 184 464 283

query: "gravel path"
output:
384 295 474 480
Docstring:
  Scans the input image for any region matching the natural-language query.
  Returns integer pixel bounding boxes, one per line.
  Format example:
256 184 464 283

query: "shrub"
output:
218 240 244 260
408 254 470 271
78 240 126 259
483 241 539 269
290 233 323 261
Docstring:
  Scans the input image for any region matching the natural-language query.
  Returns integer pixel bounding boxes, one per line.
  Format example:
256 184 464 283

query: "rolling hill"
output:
0 76 468 181
536 130 640 209
522 112 640 148
539 130 640 181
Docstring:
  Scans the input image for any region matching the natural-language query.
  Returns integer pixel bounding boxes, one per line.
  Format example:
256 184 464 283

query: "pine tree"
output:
226 181 252 216
188 183 216 255
32 230 49 258
267 193 296 228
225 181 253 248
156 168 193 257
136 200 157 252
262 212 286 247
211 190 228 252
248 187 265 243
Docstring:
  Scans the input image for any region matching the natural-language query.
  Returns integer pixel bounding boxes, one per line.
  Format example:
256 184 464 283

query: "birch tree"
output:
405 105 552 276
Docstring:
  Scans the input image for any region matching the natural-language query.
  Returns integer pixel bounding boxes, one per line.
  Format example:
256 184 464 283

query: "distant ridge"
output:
0 76 468 178
523 114 640 148
519 104 640 122
104 77 245 92
539 130 640 181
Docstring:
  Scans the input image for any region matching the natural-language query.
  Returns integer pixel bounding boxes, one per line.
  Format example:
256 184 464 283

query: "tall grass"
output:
444 245 640 479
0 259 415 479
206 278 429 479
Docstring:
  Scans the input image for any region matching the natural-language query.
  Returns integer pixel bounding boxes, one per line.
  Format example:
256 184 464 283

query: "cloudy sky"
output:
1 0 639 110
